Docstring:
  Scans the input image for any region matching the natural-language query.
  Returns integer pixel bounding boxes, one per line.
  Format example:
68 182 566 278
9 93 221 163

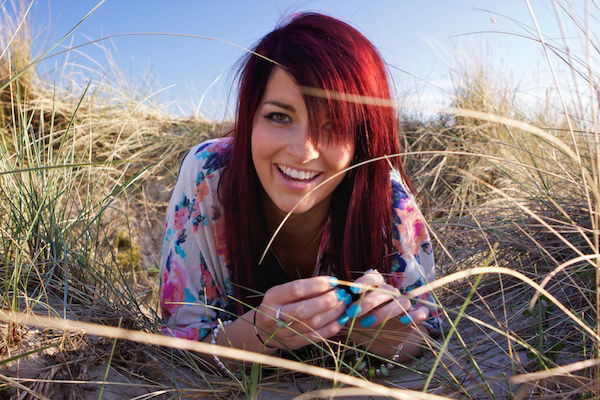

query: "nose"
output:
287 126 319 164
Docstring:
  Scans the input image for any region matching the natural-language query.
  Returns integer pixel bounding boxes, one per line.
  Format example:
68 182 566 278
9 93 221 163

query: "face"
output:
251 67 355 215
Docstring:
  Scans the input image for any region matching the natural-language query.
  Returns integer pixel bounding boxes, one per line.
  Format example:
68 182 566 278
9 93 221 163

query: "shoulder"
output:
180 136 233 175
389 168 431 252
389 168 412 208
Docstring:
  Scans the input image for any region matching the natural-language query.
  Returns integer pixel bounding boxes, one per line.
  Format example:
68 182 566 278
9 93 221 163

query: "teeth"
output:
279 165 320 180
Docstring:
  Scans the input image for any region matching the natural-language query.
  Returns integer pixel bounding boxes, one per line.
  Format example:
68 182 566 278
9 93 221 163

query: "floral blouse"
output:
159 137 442 341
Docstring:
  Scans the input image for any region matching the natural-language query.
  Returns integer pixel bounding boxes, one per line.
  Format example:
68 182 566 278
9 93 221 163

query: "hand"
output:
255 276 348 350
338 270 429 350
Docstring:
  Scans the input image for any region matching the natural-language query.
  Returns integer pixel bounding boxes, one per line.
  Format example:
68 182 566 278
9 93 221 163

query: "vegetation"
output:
1 1 598 398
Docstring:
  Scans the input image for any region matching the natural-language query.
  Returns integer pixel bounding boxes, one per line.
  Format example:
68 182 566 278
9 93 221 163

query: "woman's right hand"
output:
254 276 348 350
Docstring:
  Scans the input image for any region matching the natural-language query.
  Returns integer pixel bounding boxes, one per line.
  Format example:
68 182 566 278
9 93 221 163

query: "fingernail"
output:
335 288 347 302
346 304 362 318
342 293 352 307
338 314 350 325
349 285 361 294
335 288 353 305
359 315 377 328
329 276 339 287
400 315 412 324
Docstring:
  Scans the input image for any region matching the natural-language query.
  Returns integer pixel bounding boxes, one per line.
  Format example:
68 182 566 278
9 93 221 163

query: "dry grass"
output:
1 1 599 399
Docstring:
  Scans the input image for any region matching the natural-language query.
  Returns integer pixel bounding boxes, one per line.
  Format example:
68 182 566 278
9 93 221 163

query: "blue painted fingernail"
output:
349 285 361 294
329 277 339 287
359 315 377 328
346 304 362 318
335 288 347 302
400 315 412 324
342 293 352 307
338 314 350 325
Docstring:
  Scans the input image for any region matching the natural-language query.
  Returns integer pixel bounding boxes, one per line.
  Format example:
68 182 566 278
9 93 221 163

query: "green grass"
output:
1 1 598 399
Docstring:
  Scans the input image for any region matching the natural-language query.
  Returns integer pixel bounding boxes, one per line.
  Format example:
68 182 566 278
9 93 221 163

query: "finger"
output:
409 306 430 323
284 318 345 350
344 283 410 323
347 269 385 294
282 301 348 336
281 292 348 334
349 283 399 318
282 288 344 321
355 296 413 328
265 276 338 305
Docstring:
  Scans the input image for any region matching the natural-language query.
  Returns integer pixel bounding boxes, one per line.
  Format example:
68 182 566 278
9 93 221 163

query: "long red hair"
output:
219 13 411 304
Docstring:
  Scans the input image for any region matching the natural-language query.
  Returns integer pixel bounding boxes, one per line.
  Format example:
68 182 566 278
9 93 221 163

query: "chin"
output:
274 198 315 215
278 204 312 215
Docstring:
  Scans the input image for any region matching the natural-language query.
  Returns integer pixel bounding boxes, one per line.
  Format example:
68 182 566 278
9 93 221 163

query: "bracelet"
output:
354 345 402 378
253 310 276 349
210 319 234 376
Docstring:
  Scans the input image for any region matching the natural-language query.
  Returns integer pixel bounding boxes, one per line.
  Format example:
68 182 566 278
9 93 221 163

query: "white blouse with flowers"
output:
159 137 442 341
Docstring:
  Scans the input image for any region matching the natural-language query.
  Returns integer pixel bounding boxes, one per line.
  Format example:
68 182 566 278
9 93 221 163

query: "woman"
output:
160 12 441 374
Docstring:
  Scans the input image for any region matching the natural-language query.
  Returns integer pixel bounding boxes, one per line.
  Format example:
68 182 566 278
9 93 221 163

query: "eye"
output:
264 112 291 124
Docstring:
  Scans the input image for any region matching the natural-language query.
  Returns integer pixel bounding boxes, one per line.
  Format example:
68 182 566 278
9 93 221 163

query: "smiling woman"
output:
251 67 355 216
159 12 441 376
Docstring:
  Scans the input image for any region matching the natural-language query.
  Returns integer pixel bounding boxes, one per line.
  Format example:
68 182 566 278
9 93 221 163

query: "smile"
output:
276 164 322 182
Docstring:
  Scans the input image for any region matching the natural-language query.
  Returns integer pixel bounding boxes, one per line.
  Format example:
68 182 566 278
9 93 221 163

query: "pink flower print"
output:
413 219 428 249
174 327 200 341
388 271 404 288
160 259 187 315
173 207 188 231
399 196 411 211
201 268 220 299
417 292 430 302
394 209 411 252
162 326 200 341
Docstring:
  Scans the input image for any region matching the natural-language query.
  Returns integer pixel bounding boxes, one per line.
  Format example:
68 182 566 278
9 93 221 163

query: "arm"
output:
338 170 441 361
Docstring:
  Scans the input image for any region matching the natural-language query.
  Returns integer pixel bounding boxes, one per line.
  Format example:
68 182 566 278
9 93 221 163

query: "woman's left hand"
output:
338 270 429 351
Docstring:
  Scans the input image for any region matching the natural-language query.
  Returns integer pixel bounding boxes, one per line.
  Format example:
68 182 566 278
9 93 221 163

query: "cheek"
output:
331 144 355 171
251 129 268 167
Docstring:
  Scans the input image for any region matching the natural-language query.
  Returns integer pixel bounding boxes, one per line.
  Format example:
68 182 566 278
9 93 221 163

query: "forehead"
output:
260 67 305 109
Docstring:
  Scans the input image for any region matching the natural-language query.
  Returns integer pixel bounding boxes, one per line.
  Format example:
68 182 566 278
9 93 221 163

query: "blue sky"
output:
20 1 569 119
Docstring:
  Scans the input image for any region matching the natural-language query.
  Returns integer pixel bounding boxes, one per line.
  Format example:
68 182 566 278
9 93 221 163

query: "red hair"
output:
219 13 411 305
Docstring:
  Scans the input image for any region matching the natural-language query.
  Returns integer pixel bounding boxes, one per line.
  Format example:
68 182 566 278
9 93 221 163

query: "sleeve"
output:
387 169 442 337
158 142 231 341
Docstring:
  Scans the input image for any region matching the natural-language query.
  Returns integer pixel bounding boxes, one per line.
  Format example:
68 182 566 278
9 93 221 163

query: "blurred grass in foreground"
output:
0 0 598 399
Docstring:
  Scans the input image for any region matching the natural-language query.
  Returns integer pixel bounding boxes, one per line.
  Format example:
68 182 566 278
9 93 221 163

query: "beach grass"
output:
0 1 598 398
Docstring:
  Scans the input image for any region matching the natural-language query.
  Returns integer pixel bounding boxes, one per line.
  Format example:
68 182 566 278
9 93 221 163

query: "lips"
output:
276 164 322 182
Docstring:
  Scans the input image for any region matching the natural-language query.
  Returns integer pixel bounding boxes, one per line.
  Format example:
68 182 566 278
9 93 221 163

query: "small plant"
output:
114 230 141 272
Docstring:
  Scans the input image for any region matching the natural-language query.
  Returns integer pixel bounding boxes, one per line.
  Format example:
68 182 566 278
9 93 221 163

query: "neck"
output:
263 193 331 276
262 192 329 257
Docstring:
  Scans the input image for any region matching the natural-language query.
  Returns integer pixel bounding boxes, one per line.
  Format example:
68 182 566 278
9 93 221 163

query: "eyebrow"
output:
263 100 296 113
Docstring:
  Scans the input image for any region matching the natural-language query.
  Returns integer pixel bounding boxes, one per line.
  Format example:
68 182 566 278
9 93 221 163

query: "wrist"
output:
253 309 278 350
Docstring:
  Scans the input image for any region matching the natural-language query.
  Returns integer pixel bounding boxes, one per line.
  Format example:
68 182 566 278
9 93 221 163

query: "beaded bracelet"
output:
253 310 276 349
354 345 402 378
210 319 234 376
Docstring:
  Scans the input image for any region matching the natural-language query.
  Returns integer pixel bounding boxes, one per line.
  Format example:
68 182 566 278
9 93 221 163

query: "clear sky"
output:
18 0 573 120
